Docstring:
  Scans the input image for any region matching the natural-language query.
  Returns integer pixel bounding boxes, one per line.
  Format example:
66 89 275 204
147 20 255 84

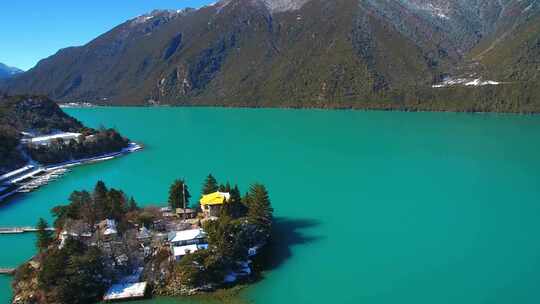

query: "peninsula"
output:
11 175 273 303
0 94 141 202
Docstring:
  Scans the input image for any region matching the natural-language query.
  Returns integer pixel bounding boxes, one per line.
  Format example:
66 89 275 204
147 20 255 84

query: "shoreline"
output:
60 103 540 115
10 180 273 303
0 142 143 203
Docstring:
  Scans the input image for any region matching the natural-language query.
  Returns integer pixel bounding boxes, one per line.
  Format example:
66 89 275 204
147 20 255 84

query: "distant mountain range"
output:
0 63 23 79
1 0 539 112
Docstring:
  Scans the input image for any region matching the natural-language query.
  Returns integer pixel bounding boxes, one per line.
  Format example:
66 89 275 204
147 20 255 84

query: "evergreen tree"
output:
39 248 67 290
219 199 233 218
93 181 108 220
74 191 95 226
204 213 247 262
107 188 127 220
36 218 53 252
39 239 106 304
229 185 247 218
58 246 106 304
242 192 252 210
246 184 273 233
128 197 138 212
168 179 191 210
218 182 231 193
202 174 219 194
220 185 246 218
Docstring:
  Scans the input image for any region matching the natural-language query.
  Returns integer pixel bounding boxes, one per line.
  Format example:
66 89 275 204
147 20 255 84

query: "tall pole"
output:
182 180 186 210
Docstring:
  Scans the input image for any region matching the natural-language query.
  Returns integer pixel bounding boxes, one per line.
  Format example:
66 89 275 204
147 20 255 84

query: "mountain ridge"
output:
0 63 23 80
1 0 539 112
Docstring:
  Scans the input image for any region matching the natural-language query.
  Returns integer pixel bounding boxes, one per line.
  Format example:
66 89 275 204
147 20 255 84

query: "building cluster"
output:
167 191 231 260
57 190 236 301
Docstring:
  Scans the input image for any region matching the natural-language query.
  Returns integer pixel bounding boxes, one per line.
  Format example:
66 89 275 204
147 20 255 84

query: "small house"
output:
168 228 208 261
175 208 197 219
200 192 230 217
137 226 152 242
99 219 118 241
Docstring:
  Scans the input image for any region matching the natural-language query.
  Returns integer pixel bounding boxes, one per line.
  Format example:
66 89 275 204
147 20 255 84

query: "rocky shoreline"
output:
11 177 273 304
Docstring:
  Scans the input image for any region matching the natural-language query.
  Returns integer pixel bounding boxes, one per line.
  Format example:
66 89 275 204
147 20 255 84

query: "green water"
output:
1 108 540 304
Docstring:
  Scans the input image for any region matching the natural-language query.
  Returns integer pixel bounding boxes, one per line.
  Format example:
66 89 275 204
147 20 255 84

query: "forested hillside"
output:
1 0 539 112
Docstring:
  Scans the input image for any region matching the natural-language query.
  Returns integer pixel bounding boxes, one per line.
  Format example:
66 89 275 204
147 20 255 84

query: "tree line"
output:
27 128 129 165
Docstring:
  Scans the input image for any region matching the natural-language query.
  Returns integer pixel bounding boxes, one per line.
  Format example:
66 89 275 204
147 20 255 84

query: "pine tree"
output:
218 182 231 193
93 181 108 220
202 174 219 194
74 190 95 226
128 197 138 211
247 184 273 233
168 179 191 210
242 191 252 210
107 188 127 220
36 218 53 252
229 185 247 218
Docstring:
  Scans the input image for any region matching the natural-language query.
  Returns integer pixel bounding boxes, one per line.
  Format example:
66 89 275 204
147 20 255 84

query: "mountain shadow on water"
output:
254 217 323 272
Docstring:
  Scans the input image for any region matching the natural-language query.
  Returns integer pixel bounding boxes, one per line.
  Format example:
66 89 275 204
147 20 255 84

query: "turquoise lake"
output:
1 107 540 303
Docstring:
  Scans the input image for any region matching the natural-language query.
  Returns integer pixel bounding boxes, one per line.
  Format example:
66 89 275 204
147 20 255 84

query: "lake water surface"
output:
1 108 540 303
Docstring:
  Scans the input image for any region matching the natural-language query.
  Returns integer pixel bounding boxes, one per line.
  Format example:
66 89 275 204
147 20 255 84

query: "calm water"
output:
1 108 540 304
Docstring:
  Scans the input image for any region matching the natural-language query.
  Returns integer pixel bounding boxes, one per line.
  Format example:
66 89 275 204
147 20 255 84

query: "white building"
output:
22 132 82 147
168 228 208 261
100 219 118 240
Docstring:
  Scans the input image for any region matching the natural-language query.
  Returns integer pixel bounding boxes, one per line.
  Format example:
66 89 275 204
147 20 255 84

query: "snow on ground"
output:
103 268 146 301
22 132 81 145
103 282 147 301
0 165 35 182
432 77 501 88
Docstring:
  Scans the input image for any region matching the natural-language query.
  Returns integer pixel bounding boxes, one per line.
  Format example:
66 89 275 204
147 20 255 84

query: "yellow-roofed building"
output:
200 192 231 217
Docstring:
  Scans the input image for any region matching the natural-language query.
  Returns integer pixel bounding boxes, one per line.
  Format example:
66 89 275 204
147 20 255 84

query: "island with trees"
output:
11 174 273 304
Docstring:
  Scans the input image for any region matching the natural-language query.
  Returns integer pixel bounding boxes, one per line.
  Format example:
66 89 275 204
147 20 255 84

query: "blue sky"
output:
1 0 213 71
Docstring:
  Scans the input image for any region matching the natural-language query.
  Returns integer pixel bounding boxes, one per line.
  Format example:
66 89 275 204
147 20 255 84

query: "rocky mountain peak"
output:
262 0 312 12
216 0 311 13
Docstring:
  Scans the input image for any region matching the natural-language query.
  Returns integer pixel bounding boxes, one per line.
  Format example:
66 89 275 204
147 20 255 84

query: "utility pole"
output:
180 180 187 220
182 180 186 210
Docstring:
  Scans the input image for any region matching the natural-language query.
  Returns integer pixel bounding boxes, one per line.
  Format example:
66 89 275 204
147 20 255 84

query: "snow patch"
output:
406 1 452 20
432 77 501 88
436 12 450 19
214 0 310 13
263 0 311 12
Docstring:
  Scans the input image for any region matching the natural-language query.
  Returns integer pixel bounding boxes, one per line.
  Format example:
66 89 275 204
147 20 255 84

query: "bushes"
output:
27 128 129 165
176 250 226 288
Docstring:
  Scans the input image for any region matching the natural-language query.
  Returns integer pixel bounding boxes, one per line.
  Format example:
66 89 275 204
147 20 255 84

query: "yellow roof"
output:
200 192 228 206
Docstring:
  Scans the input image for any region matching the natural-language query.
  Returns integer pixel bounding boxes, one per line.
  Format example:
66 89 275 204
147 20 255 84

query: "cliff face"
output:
1 0 539 111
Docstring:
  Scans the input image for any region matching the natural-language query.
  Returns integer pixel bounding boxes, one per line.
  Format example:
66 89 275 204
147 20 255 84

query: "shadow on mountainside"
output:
255 217 323 272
